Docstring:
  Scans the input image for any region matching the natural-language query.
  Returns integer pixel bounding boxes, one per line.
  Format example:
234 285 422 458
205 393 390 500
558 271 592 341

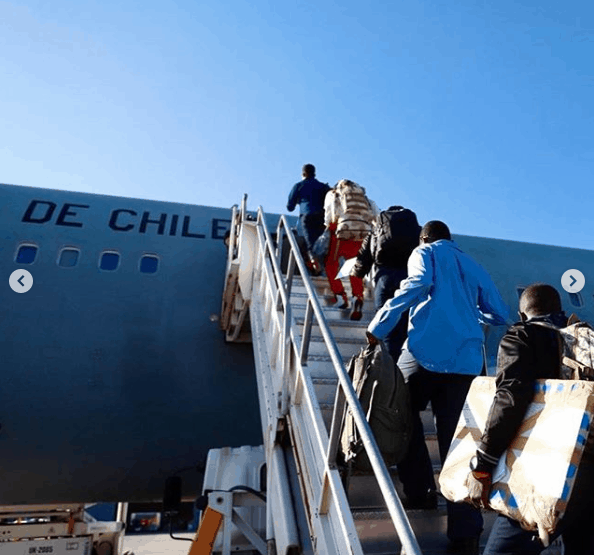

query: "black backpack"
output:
339 341 412 473
374 206 421 268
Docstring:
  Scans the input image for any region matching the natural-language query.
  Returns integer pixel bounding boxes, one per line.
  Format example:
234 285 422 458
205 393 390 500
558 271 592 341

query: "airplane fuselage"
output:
1 182 592 505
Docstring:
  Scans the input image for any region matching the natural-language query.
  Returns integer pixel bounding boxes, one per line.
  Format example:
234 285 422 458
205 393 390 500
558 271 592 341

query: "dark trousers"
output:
483 459 594 554
299 213 325 255
396 352 483 541
374 267 409 363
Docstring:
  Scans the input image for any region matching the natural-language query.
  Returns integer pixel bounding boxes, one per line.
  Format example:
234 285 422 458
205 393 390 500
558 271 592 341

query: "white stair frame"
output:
222 196 423 555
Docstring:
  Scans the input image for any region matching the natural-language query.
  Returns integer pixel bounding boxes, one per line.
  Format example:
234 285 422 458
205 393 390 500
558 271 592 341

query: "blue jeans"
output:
396 352 483 541
483 459 594 554
374 268 409 362
299 213 325 255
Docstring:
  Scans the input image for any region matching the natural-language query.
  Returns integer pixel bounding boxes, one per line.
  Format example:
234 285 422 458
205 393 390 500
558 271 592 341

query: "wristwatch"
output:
470 455 492 479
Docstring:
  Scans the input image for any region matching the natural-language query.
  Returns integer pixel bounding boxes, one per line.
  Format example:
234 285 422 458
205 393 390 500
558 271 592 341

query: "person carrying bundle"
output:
467 283 594 555
323 179 378 320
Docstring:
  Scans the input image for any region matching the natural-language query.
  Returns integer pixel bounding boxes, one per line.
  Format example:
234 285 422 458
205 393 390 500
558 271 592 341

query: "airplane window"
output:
569 292 584 308
16 245 38 264
140 255 159 274
58 248 80 268
100 251 120 271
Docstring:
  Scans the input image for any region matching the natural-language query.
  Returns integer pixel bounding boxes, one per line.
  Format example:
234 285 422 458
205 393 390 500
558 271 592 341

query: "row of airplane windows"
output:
12 245 588 307
14 244 159 274
516 286 584 309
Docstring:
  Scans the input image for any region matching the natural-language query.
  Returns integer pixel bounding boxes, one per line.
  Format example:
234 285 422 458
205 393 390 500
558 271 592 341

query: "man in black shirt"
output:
352 206 420 358
468 283 594 554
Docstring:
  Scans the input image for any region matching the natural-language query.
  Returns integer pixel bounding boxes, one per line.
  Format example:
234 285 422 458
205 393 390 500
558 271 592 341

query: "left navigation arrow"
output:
9 270 33 293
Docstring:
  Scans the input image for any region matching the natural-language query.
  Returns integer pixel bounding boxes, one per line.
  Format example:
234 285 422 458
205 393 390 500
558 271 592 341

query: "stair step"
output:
290 282 375 301
292 275 331 285
312 377 339 386
292 304 376 321
355 509 499 555
305 354 349 364
310 334 365 345
297 324 370 345
295 316 370 329
305 354 350 379
311 382 339 407
305 341 363 365
294 314 369 331
292 275 373 289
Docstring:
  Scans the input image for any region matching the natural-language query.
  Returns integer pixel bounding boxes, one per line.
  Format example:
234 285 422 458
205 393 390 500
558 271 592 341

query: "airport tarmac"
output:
122 531 564 555
123 533 195 555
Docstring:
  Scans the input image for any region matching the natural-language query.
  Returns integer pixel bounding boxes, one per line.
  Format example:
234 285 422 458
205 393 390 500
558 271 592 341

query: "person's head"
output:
420 220 451 244
519 283 562 321
302 164 316 178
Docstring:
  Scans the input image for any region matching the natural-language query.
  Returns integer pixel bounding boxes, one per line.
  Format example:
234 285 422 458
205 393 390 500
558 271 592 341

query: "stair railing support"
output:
268 211 424 555
234 202 424 555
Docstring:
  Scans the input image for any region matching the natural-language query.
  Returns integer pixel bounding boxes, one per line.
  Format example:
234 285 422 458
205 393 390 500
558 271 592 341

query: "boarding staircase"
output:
214 198 562 555
216 196 431 555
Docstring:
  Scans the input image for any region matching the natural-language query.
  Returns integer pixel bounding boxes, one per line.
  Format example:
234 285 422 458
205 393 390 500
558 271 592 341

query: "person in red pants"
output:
323 179 378 320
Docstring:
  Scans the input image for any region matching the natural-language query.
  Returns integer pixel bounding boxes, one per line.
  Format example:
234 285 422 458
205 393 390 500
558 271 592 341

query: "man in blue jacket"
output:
287 164 330 273
367 220 510 555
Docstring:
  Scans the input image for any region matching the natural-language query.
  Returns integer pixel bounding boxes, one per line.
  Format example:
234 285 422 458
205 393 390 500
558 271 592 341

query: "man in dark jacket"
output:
468 283 594 554
287 164 330 273
352 206 420 358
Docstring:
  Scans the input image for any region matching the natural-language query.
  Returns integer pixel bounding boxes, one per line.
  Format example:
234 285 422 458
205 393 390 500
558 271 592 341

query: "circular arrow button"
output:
9 269 33 293
561 269 585 294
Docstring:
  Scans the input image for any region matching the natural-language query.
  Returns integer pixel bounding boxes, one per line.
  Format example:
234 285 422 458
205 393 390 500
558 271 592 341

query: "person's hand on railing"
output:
366 332 379 347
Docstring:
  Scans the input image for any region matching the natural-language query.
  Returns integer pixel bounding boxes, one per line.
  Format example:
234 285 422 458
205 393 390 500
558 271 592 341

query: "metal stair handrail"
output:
246 203 423 555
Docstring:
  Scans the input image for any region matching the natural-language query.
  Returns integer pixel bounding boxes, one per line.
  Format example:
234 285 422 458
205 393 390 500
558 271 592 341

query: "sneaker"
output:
350 297 364 321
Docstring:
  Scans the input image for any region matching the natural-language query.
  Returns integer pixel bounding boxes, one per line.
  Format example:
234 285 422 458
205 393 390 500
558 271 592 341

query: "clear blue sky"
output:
3 0 593 249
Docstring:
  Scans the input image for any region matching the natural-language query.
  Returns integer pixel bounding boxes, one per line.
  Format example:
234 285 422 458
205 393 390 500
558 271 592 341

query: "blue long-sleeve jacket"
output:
287 178 330 215
368 240 510 375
